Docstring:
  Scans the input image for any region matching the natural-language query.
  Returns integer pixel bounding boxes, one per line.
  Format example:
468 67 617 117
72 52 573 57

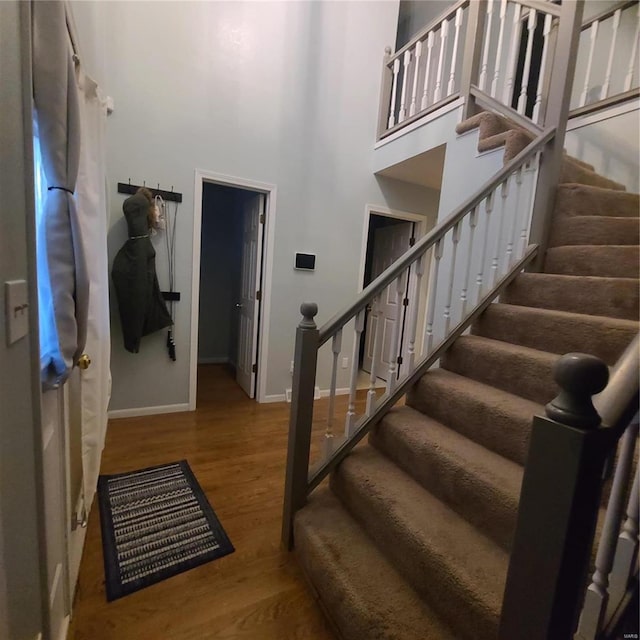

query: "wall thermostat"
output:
295 253 316 271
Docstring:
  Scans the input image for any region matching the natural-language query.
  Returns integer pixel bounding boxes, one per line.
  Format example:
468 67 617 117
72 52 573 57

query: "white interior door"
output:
64 367 88 602
362 222 413 380
236 193 265 398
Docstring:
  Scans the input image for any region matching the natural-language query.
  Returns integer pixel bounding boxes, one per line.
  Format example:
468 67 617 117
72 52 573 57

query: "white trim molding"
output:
108 403 190 420
191 170 277 409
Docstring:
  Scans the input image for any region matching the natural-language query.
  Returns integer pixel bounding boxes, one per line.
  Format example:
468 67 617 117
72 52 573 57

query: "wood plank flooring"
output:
69 364 373 640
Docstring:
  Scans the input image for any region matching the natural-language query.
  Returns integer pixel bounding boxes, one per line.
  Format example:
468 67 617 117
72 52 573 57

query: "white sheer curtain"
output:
74 60 111 510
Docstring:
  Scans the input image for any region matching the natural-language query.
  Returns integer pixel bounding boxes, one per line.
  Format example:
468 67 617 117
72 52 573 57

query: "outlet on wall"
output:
290 360 294 375
342 356 349 369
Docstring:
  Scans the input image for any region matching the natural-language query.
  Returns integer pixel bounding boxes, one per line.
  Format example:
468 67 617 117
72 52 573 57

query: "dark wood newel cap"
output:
545 353 609 429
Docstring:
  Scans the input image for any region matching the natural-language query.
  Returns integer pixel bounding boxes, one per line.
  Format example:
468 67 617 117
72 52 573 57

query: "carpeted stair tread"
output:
294 489 457 640
407 368 542 465
555 184 639 218
561 163 627 191
370 406 522 551
549 215 640 247
545 245 640 278
504 273 640 320
331 446 507 640
441 335 558 405
472 303 638 365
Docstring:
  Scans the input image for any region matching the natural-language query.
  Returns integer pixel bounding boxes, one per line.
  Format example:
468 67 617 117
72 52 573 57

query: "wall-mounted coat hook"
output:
117 181 183 203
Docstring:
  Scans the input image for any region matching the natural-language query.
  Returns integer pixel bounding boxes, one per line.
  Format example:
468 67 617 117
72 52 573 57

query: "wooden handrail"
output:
594 333 640 431
318 127 555 346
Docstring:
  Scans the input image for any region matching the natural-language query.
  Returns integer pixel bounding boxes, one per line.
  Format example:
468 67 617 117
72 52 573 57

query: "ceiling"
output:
377 144 446 190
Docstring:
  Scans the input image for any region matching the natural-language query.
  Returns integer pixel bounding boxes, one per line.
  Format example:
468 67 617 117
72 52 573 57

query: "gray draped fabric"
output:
32 1 89 387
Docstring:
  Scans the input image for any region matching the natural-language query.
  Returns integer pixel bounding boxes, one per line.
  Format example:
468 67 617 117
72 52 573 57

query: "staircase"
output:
293 113 640 640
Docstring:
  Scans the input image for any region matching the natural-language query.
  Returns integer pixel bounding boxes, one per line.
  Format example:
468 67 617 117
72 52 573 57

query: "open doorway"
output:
190 172 276 408
357 206 428 389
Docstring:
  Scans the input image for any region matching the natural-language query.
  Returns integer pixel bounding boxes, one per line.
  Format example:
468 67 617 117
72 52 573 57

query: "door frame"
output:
358 205 429 292
358 205 431 377
190 170 277 408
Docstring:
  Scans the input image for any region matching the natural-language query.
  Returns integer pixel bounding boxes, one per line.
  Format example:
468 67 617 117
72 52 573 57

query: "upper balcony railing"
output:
378 0 640 141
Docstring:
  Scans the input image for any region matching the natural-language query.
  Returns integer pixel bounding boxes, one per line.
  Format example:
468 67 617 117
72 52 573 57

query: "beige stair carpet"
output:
294 111 640 640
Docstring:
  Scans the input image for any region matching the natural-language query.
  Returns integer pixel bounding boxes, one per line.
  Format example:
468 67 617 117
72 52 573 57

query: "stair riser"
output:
370 423 519 550
473 306 637 366
504 275 640 321
555 185 639 218
407 375 534 465
330 470 499 640
545 246 640 278
441 339 558 405
548 216 640 247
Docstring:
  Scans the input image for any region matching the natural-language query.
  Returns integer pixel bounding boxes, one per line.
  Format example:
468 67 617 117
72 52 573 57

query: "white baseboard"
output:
108 403 191 419
262 393 287 403
284 386 351 403
197 356 229 364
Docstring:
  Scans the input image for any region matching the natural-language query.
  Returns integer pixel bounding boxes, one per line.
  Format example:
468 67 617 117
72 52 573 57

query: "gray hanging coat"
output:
111 193 173 353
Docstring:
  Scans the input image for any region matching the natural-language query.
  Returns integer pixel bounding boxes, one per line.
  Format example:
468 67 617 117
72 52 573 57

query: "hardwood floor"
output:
69 364 367 640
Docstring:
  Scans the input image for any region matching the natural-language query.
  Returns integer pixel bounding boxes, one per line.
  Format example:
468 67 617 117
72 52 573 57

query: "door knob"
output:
78 354 91 370
235 303 243 309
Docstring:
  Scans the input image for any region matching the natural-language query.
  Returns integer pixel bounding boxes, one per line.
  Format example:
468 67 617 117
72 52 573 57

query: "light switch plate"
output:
5 280 29 345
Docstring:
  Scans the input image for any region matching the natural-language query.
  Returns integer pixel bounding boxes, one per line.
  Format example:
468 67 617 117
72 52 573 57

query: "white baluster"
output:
517 155 539 260
345 309 366 438
406 255 425 373
624 4 640 91
503 2 523 106
409 40 423 117
399 50 412 122
577 421 639 639
476 192 494 303
532 13 553 124
601 9 622 100
425 239 443 352
504 166 523 269
366 296 382 416
443 222 461 335
516 8 537 115
606 467 640 618
324 328 342 459
388 58 400 129
421 31 435 110
490 179 509 288
491 0 508 99
447 7 464 96
434 19 449 103
580 21 600 107
479 0 495 92
460 207 478 316
386 272 407 394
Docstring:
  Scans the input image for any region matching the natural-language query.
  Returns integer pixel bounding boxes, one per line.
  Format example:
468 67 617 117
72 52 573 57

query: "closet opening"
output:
191 174 274 406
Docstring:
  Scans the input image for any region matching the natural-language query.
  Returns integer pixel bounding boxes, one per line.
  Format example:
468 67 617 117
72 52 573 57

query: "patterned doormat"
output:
97 460 234 601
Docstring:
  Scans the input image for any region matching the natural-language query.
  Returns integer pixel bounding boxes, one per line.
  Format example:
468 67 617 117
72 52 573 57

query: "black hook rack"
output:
117 181 183 203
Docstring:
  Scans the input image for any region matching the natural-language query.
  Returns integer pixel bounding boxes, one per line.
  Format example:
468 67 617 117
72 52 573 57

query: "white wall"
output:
89 0 444 410
0 3 45 638
198 184 243 363
566 102 640 193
